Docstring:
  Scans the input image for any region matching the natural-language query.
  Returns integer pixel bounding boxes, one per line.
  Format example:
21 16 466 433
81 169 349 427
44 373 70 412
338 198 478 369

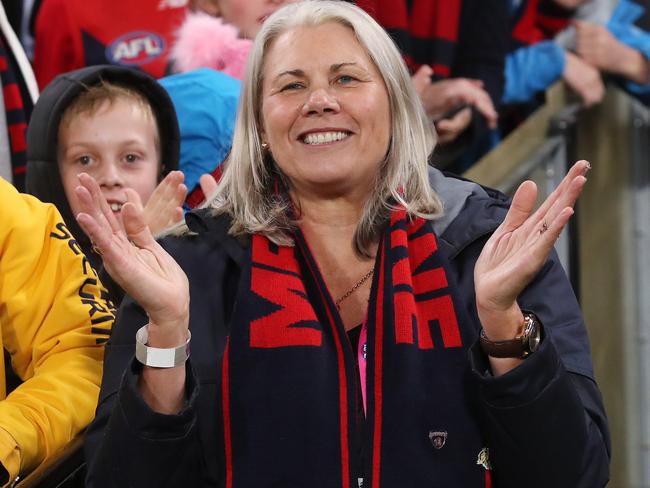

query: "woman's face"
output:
260 22 391 200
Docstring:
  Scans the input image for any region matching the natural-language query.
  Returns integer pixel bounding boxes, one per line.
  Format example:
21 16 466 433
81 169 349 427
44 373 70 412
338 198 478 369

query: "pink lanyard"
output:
358 322 368 414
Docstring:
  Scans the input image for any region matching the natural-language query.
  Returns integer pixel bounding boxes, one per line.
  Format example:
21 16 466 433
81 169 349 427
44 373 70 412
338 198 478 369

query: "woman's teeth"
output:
303 131 349 145
110 203 123 212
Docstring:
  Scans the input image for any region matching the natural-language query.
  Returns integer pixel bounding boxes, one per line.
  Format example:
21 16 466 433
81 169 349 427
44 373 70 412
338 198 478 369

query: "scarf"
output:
511 0 574 48
355 0 462 77
0 34 29 191
222 208 492 487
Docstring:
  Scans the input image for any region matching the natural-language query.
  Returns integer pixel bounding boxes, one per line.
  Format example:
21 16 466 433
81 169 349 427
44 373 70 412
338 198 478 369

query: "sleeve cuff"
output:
470 329 562 407
118 357 199 440
0 428 19 487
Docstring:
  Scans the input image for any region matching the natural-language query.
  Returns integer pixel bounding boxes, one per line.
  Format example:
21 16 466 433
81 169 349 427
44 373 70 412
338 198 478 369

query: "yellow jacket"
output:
0 178 114 484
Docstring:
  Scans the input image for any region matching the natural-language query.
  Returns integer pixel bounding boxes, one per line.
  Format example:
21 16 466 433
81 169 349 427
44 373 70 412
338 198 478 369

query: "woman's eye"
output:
281 82 304 91
125 154 140 163
77 155 91 165
337 75 357 84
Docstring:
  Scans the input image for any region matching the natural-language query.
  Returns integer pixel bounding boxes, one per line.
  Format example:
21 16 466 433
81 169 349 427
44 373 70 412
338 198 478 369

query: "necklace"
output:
335 268 374 310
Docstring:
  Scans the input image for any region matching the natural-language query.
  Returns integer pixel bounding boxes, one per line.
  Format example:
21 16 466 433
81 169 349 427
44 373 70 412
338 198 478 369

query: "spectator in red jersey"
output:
32 0 188 89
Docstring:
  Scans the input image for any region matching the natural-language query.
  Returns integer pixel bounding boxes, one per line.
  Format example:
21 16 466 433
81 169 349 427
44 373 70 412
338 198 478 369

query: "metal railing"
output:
464 84 581 286
465 82 650 488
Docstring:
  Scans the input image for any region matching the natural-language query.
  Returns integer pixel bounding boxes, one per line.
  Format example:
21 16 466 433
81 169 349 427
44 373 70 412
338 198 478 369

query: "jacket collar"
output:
186 169 509 265
185 208 248 267
428 167 509 258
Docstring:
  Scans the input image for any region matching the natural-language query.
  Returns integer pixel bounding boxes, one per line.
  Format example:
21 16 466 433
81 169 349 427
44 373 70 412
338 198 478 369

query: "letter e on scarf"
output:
391 216 462 349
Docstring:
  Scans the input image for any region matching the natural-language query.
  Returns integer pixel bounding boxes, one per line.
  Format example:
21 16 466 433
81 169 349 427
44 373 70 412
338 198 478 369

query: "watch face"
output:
528 332 541 352
524 315 541 353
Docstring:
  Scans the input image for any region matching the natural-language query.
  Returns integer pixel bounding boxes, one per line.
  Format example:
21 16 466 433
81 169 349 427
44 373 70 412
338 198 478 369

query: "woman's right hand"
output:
74 173 190 345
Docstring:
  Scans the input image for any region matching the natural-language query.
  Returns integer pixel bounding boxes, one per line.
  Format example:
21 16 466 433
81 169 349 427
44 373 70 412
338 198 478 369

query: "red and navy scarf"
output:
0 35 29 191
511 0 575 49
222 209 492 487
355 0 462 77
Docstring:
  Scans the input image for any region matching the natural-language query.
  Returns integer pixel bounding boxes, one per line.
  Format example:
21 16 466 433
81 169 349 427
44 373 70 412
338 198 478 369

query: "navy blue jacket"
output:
84 169 610 487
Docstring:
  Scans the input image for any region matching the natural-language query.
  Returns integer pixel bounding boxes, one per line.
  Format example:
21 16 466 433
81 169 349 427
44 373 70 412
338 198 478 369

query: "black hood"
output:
25 65 180 263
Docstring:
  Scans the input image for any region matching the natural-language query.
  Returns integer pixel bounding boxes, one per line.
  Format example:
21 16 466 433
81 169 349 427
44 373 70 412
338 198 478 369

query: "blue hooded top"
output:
160 68 241 195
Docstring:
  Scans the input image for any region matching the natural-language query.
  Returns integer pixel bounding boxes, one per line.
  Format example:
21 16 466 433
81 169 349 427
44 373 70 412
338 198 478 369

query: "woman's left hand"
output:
474 160 590 343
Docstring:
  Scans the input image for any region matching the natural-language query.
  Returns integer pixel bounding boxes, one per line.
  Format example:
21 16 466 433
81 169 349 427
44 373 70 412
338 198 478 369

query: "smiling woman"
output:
260 23 392 202
81 2 610 488
214 0 441 258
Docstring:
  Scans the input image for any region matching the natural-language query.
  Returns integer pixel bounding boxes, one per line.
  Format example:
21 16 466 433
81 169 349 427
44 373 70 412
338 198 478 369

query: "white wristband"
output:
135 325 191 368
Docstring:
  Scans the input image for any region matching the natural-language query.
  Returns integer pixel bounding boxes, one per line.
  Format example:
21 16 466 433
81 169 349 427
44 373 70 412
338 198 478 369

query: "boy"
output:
26 65 185 303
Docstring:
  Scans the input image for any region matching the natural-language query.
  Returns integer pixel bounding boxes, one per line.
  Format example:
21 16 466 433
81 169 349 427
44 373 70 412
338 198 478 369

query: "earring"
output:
261 141 269 150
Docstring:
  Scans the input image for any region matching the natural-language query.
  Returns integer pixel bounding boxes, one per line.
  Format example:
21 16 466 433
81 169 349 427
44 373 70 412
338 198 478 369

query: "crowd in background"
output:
0 0 645 485
1 0 649 195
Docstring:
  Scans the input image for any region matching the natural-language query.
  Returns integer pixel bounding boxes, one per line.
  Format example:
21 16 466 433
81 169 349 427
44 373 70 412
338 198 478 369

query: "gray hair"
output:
207 0 442 256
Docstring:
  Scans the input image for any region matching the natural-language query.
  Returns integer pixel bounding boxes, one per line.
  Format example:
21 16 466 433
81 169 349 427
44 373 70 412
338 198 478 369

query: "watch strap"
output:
479 312 540 359
135 325 191 368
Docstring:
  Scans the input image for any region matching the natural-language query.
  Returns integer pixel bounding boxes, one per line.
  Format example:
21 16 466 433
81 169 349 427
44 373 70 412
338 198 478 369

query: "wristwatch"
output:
479 312 541 359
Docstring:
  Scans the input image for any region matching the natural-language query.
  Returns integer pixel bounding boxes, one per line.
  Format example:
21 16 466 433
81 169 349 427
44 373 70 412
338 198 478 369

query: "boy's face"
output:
214 0 301 39
58 98 160 231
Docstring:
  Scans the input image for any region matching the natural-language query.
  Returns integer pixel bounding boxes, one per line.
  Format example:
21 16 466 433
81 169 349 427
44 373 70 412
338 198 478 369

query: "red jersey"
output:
33 0 188 89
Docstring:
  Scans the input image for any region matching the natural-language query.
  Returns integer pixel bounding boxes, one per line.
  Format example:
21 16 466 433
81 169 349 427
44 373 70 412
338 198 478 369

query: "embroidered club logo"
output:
428 430 447 450
106 31 165 66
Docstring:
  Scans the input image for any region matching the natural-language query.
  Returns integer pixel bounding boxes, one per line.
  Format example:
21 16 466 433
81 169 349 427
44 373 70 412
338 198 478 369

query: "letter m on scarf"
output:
249 235 323 348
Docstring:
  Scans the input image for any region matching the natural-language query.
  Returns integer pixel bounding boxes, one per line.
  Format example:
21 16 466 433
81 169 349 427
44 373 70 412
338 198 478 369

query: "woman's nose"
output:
301 88 340 116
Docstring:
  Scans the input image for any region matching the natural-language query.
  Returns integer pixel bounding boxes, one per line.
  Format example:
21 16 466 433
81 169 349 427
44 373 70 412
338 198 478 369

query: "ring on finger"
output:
91 244 103 256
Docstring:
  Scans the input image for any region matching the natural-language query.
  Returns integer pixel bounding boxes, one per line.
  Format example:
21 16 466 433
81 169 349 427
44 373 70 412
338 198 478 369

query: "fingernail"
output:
583 161 591 175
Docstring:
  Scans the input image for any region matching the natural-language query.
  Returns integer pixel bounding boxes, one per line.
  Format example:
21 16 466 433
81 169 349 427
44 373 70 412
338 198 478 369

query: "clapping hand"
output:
141 170 187 236
474 161 589 371
199 173 219 202
74 173 190 340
